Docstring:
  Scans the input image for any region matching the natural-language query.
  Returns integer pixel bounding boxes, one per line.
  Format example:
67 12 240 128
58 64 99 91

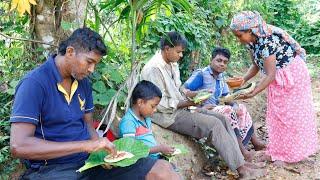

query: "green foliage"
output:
242 0 320 56
294 21 320 55
90 60 126 107
1 0 320 178
0 92 20 178
0 1 38 177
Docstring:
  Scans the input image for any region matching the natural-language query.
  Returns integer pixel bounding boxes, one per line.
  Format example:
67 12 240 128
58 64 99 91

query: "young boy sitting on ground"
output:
119 80 175 159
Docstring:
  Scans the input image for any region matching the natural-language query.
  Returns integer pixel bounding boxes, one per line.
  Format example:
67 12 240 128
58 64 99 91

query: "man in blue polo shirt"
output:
10 27 179 180
184 47 265 161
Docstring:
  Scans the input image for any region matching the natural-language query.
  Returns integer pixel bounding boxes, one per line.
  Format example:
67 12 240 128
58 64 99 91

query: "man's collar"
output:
156 50 178 68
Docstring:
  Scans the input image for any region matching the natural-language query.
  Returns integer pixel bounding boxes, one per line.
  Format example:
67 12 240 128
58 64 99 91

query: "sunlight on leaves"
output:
10 0 37 16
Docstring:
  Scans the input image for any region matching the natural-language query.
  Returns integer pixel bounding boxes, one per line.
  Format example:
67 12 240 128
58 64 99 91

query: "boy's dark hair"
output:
131 80 162 105
58 27 107 56
211 47 231 60
160 31 188 50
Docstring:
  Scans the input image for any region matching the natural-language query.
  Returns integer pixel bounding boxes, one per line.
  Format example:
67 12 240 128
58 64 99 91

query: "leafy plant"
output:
1 0 320 178
10 0 37 16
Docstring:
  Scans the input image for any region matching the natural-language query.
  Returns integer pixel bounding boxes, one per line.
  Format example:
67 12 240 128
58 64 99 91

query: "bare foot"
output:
238 166 267 179
255 151 272 162
273 160 288 167
245 162 266 169
243 150 256 162
251 132 266 151
253 141 266 151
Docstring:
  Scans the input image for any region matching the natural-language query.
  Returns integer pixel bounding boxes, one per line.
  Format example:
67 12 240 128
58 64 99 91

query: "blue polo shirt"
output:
184 66 229 105
119 108 159 159
10 55 94 167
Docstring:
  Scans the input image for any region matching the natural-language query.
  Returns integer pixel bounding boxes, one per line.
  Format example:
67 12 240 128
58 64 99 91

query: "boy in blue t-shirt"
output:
119 80 175 159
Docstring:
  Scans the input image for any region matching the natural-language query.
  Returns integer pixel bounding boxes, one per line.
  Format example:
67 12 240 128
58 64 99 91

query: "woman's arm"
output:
243 53 259 83
244 55 276 98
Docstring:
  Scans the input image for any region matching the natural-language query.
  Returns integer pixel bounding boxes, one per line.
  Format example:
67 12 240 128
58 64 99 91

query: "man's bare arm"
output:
10 122 115 160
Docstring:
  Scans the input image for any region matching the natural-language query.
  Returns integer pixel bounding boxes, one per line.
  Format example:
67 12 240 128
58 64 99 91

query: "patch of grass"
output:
307 55 320 79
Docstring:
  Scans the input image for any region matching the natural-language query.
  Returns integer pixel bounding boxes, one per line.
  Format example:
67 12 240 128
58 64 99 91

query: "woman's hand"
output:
240 77 246 87
237 89 257 99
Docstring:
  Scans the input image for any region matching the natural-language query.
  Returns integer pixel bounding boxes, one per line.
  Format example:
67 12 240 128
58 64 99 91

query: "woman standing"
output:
230 11 318 164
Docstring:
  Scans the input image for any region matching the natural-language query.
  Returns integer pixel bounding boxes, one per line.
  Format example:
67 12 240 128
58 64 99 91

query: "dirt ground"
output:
254 77 320 180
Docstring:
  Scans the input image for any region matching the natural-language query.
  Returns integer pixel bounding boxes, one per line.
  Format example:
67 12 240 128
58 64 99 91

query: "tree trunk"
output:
30 0 88 53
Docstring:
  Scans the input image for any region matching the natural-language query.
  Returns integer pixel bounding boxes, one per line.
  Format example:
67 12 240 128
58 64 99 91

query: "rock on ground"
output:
152 123 208 179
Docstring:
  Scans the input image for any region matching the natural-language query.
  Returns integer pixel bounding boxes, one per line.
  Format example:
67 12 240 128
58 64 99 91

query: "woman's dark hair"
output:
160 31 188 50
58 27 107 56
211 47 231 60
131 80 162 105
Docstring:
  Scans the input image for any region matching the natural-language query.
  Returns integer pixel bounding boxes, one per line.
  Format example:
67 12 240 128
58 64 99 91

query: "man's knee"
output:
146 160 180 180
215 112 228 122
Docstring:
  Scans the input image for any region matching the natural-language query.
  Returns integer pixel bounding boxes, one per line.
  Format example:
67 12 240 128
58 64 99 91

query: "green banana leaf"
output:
162 144 189 162
193 91 212 103
77 137 150 172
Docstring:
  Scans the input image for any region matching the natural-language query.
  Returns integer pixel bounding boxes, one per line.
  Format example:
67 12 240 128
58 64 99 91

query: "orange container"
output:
226 77 243 88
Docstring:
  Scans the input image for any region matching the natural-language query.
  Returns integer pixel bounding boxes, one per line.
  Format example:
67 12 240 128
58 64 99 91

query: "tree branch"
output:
88 1 116 46
0 32 58 47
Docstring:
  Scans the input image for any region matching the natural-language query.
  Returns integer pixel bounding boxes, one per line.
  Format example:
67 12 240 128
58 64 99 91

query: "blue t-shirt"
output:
119 108 159 159
10 55 94 166
184 66 229 105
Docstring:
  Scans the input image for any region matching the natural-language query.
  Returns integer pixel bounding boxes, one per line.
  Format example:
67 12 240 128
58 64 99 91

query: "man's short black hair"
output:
160 31 187 50
58 27 107 56
211 47 231 60
131 80 162 105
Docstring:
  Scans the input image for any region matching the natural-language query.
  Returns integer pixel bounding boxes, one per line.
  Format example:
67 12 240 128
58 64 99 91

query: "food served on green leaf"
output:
172 148 182 156
104 151 134 163
77 137 149 172
162 144 188 160
219 82 256 103
193 91 212 103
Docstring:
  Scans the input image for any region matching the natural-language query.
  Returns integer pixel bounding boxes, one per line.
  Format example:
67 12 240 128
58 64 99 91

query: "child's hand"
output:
159 144 175 155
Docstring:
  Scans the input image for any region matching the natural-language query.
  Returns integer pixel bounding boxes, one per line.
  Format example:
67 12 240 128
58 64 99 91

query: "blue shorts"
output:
20 157 157 180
